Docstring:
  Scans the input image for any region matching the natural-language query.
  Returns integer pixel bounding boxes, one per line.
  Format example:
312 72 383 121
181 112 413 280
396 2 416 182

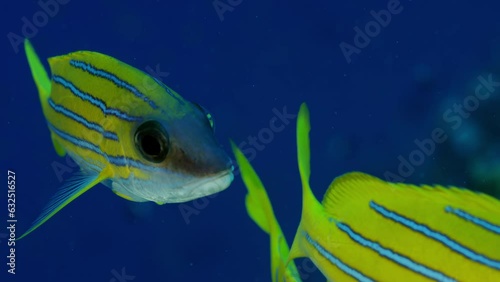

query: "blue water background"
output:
2 0 500 281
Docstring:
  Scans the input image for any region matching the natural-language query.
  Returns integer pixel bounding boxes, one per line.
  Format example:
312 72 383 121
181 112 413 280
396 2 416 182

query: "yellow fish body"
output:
20 40 234 239
233 103 500 281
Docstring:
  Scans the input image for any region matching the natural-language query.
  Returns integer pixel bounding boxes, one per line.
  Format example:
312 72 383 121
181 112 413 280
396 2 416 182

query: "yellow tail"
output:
287 103 325 262
231 141 302 282
25 39 65 157
24 39 51 107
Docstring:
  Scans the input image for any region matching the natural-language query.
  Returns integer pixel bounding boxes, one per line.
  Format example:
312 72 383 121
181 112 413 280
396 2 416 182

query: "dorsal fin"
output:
322 172 500 216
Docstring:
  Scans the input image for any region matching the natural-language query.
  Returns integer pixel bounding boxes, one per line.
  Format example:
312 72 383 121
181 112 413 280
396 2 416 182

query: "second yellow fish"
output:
233 103 500 282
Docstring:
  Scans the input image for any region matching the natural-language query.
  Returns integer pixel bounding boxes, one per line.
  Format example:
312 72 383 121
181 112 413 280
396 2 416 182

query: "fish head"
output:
114 100 234 204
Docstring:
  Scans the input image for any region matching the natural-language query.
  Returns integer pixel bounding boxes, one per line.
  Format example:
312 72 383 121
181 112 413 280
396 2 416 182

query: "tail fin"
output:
24 39 51 107
25 39 66 157
296 103 316 208
231 141 302 282
288 103 323 261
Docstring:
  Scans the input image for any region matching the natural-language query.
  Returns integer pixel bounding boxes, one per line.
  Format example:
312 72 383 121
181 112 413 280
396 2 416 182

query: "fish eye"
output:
193 103 215 131
134 121 169 163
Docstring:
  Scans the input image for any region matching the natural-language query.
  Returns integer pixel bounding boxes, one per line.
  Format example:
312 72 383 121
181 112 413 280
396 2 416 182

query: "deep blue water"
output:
2 0 500 281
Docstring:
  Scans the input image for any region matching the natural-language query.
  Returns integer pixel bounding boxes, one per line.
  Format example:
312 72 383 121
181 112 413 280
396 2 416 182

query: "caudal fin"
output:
25 39 66 157
24 39 51 106
231 141 302 282
288 103 324 261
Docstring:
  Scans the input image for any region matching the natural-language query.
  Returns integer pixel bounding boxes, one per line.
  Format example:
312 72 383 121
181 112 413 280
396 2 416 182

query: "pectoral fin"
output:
17 167 113 240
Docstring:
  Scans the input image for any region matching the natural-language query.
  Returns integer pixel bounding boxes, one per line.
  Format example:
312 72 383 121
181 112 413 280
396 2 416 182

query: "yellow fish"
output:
233 103 500 281
20 40 234 239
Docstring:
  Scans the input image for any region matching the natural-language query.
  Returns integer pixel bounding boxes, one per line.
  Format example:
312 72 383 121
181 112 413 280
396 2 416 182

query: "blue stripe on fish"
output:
69 60 159 110
304 232 374 282
48 123 157 172
49 123 102 156
48 98 119 141
107 155 160 172
52 76 141 122
445 206 500 235
370 201 500 270
336 222 456 282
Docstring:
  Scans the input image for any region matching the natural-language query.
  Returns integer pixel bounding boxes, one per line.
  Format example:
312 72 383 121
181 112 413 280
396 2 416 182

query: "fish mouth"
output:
157 167 234 204
110 165 234 204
